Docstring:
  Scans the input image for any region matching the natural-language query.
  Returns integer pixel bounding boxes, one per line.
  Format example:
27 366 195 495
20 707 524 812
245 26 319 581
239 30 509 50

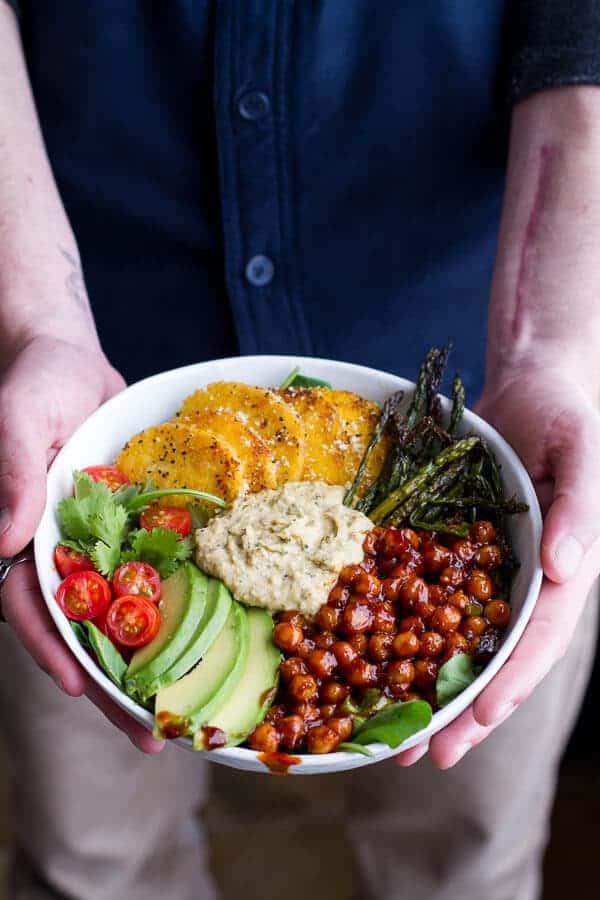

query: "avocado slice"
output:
125 562 208 701
153 601 249 739
156 577 232 689
193 608 281 749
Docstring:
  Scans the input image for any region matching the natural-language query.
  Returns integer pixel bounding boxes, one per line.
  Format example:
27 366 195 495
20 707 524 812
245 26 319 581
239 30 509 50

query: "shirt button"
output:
245 255 274 287
238 91 271 122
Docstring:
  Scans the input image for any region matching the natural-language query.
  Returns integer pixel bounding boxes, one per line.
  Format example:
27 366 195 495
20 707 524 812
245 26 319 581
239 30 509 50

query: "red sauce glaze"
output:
155 712 190 740
257 751 302 775
201 726 227 750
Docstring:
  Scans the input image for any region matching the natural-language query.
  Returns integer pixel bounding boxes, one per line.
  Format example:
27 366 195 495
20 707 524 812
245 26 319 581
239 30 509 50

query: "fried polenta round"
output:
116 421 243 506
176 408 277 493
178 382 305 484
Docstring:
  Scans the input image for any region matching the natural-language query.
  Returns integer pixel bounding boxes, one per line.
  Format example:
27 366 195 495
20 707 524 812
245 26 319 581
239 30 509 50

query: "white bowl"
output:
34 355 543 775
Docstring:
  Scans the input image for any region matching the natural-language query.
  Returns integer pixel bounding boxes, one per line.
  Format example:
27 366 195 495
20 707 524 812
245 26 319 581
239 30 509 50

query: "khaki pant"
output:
0 592 596 900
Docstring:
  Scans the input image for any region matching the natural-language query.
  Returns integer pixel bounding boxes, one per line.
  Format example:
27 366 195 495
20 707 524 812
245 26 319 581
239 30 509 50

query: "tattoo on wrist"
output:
59 247 90 314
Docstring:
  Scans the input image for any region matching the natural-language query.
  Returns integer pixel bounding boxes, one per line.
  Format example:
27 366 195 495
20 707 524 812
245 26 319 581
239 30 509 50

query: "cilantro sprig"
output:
57 471 223 577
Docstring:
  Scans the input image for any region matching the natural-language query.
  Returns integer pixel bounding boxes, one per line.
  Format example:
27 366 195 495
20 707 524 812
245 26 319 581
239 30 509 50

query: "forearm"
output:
486 86 600 394
0 3 98 354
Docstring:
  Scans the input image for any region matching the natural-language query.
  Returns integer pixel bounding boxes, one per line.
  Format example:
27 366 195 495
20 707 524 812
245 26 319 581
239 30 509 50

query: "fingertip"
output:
542 532 584 583
132 733 166 754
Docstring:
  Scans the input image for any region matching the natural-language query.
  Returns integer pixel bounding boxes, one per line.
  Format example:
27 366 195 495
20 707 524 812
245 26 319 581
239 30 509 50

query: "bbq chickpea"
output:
331 640 358 668
346 658 379 688
292 702 321 722
474 544 503 569
381 528 410 558
328 583 350 609
470 520 497 544
288 673 319 703
315 604 340 631
448 589 470 612
461 615 487 641
320 680 348 705
465 570 493 601
430 604 462 634
339 564 364 586
423 542 452 573
386 660 415 691
296 638 316 659
371 600 397 633
451 539 476 564
353 571 381 597
278 715 305 750
392 631 420 658
327 716 353 742
320 704 338 719
306 649 337 679
265 704 287 724
399 615 426 635
279 657 308 682
369 633 395 662
399 576 429 610
272 621 303 653
428 584 447 607
440 565 464 589
363 529 383 557
382 577 405 602
420 631 445 658
306 724 341 754
484 600 512 627
341 599 374 635
276 610 305 627
441 631 469 661
314 631 336 649
248 723 280 753
349 633 368 655
413 659 439 689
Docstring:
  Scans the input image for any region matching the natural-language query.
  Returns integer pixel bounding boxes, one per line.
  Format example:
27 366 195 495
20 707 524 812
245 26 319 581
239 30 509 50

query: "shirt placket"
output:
214 0 313 357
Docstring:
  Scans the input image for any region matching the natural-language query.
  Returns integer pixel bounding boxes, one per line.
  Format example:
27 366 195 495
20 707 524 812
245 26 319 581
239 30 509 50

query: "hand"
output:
396 362 600 768
0 334 164 753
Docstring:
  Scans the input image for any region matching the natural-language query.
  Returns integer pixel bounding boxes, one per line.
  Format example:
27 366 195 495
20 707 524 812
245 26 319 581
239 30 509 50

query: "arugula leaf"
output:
338 742 375 757
122 528 193 578
58 472 129 577
436 653 481 707
82 621 127 687
352 700 432 749
278 368 332 390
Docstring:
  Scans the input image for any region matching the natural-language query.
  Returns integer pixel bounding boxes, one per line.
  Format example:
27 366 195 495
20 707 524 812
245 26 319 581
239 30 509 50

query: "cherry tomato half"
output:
56 571 112 621
112 561 161 604
82 465 130 492
107 595 161 647
140 504 191 537
54 544 94 578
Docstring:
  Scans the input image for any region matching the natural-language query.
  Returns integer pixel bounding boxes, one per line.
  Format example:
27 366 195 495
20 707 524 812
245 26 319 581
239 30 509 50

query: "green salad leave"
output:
278 367 332 390
121 528 193 579
350 699 432 749
436 653 481 707
57 471 221 578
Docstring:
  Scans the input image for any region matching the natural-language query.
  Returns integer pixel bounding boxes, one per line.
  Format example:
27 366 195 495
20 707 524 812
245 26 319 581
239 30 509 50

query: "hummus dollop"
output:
194 482 373 617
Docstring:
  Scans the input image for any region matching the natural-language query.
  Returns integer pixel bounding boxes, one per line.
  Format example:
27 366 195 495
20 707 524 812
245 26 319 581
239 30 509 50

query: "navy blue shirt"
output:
11 2 600 399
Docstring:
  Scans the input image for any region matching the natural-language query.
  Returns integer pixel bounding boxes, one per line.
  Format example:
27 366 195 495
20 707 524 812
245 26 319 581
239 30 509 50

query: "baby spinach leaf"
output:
352 699 432 749
436 653 481 707
278 367 331 390
82 621 128 688
70 621 91 650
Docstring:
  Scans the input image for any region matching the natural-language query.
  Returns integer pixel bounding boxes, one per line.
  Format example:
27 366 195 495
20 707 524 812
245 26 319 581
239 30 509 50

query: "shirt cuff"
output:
509 47 600 104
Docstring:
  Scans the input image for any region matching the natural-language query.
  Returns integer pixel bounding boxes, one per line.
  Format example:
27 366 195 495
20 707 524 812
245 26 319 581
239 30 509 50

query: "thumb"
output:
541 413 600 583
0 387 49 557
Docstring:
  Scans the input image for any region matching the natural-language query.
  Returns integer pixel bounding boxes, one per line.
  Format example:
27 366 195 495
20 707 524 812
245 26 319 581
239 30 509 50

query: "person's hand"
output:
396 361 600 768
0 334 164 753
